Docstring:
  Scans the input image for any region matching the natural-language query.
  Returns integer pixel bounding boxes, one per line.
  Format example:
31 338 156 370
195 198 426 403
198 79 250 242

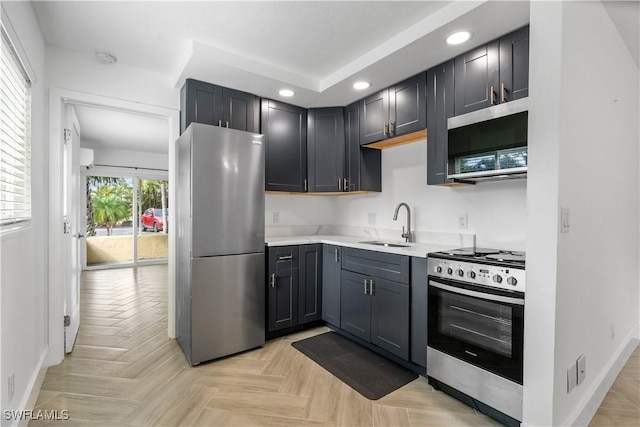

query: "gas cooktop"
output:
431 247 526 268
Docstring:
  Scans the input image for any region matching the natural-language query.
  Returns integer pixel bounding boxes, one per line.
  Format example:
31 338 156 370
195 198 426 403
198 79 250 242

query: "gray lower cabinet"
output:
340 249 410 360
322 245 341 327
410 257 428 368
267 245 322 333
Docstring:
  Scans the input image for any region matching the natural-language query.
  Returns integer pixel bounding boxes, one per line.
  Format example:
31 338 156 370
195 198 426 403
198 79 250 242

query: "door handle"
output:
270 273 276 288
501 83 507 103
364 279 369 295
490 86 496 106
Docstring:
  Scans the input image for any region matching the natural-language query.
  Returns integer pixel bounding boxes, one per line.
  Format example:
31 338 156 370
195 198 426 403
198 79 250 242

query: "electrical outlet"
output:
577 354 586 385
368 213 376 225
458 214 468 229
272 211 280 224
8 371 14 401
567 362 577 393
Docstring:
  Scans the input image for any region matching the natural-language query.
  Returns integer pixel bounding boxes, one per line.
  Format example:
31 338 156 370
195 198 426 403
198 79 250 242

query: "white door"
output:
63 104 82 353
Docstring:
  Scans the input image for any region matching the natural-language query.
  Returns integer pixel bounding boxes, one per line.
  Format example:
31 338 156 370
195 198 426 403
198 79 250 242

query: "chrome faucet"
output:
393 202 412 242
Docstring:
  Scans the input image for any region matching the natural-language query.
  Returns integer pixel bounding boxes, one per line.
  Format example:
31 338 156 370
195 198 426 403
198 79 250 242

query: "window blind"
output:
0 28 31 225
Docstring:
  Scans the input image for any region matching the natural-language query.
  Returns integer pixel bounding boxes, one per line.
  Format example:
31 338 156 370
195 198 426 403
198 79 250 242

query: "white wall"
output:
553 1 639 424
0 2 48 423
523 2 640 425
334 140 528 250
265 193 335 236
87 146 169 171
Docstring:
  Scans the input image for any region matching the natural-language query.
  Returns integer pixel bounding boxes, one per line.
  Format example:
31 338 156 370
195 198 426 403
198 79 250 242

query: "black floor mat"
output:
291 332 418 400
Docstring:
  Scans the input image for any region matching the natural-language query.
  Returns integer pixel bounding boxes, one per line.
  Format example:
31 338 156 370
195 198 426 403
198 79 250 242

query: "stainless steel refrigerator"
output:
176 123 265 365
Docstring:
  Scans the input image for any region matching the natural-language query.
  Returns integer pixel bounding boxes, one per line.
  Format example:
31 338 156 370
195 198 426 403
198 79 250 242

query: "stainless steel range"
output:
426 248 525 426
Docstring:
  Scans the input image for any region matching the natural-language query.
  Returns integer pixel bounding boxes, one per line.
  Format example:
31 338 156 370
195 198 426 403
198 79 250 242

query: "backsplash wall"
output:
334 140 527 250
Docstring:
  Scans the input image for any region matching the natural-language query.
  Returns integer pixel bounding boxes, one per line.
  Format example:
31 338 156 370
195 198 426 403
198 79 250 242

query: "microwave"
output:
447 98 528 182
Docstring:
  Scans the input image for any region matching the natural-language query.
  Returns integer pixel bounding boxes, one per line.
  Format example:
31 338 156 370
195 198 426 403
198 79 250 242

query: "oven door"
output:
428 277 524 384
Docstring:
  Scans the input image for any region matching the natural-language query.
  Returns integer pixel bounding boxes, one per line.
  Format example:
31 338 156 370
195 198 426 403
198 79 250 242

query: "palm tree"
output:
86 176 122 236
92 194 129 236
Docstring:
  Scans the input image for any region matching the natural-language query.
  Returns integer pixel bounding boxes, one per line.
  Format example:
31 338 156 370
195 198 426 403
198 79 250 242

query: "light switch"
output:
577 354 586 385
560 208 570 233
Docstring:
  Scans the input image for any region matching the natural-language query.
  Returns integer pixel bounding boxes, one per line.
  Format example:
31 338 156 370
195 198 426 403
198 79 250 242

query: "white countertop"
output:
265 234 455 258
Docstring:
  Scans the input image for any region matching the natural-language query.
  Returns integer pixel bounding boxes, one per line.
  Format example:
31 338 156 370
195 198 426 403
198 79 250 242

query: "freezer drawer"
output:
189 252 265 364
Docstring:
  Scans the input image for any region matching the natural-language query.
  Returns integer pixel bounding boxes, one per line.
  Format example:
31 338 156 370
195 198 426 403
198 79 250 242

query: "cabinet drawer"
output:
341 247 410 284
268 246 299 270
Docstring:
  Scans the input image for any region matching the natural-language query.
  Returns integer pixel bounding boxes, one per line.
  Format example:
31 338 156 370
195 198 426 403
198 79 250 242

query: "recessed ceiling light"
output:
279 89 295 97
446 31 472 45
95 52 117 64
353 81 371 90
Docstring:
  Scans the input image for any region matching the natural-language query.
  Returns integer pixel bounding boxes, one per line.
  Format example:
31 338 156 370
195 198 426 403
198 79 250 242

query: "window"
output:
0 27 32 226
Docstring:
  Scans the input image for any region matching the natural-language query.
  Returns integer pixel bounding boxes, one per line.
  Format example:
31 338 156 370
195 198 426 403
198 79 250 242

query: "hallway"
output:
31 266 638 426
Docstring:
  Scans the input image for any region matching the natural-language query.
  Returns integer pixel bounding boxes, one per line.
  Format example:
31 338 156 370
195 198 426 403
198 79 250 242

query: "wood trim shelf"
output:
363 129 427 150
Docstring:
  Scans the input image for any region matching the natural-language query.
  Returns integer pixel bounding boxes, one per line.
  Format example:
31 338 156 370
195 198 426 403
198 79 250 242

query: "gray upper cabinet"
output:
261 99 308 192
360 73 427 145
344 102 382 193
180 79 259 134
426 60 455 186
454 41 500 116
307 108 345 193
454 25 529 116
499 26 530 102
322 245 341 327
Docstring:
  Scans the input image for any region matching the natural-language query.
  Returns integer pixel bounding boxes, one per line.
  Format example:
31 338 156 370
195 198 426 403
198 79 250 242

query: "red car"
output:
141 208 168 232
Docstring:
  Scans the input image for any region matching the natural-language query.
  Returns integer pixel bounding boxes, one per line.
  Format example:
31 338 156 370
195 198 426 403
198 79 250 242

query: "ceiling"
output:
73 105 169 155
32 1 638 155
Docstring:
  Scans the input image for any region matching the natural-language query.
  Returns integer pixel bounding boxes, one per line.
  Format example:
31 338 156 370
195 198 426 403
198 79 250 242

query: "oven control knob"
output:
456 269 464 277
435 265 443 273
507 276 518 286
493 274 503 284
467 271 476 279
447 267 453 275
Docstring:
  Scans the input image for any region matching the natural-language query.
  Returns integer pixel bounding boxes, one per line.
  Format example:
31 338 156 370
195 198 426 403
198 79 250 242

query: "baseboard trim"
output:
16 351 48 427
568 324 640 427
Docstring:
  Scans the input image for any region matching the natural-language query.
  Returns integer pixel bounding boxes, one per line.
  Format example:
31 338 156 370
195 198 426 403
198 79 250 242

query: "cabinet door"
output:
341 247 410 284
261 99 308 192
180 79 223 134
299 244 322 324
390 73 426 137
340 270 371 342
410 257 428 367
267 268 299 332
454 41 500 116
222 88 259 133
322 245 341 326
500 26 529 102
427 60 455 185
344 103 382 193
308 107 344 192
370 277 410 360
360 90 389 145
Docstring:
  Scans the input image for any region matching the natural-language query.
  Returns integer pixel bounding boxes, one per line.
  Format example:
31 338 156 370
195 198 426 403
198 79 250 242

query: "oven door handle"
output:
429 281 525 306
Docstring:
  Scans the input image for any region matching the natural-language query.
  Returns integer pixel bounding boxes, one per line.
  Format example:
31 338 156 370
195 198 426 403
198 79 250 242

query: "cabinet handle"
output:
218 120 222 127
270 273 276 288
501 83 507 103
335 248 340 263
364 279 369 295
383 123 389 136
226 121 230 128
389 122 395 135
304 179 308 192
370 280 375 295
343 178 348 192
277 255 293 261
490 86 496 106
338 178 343 190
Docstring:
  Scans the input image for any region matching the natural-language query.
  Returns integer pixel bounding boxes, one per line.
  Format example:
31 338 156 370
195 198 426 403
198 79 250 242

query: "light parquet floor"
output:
31 265 638 426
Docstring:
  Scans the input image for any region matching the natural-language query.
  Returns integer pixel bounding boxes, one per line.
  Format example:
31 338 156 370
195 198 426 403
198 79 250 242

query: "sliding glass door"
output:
83 172 168 269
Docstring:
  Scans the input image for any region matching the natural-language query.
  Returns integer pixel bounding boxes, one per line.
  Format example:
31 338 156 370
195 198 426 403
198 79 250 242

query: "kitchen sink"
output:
359 240 410 248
